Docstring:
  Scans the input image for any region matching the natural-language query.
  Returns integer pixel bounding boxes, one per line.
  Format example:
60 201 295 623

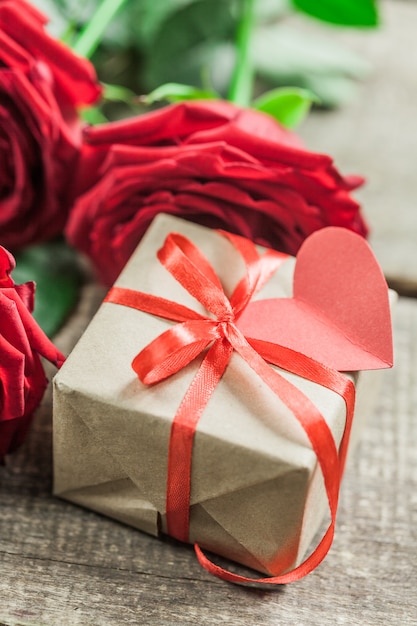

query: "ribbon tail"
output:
229 327 340 512
166 338 233 542
196 325 342 584
247 338 356 478
194 519 335 584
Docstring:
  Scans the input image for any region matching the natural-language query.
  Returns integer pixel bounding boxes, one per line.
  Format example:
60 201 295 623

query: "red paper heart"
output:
237 227 393 371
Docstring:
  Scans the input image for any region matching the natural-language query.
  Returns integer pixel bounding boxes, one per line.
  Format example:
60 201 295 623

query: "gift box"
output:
53 214 393 581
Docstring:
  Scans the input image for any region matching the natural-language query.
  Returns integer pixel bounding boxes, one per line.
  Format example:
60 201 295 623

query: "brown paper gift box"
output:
53 214 387 576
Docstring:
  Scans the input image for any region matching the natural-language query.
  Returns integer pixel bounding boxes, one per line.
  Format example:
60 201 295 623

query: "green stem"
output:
228 0 256 106
71 0 128 58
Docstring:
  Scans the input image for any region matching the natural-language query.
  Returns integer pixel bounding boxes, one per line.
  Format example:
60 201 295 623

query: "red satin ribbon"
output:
104 230 355 585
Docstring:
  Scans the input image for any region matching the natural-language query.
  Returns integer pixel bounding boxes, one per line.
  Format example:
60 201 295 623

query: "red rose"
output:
0 0 101 250
67 100 367 285
0 244 65 461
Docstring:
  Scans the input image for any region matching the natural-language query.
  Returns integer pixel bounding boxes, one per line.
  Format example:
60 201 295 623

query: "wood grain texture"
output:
2 2 417 621
0 284 416 625
299 0 417 286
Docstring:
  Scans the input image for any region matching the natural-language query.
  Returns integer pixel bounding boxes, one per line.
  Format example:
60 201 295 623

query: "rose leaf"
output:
142 82 218 104
290 0 379 27
12 240 83 338
252 87 319 128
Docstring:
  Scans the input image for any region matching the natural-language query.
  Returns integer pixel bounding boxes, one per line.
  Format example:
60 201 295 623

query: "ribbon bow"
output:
105 229 359 585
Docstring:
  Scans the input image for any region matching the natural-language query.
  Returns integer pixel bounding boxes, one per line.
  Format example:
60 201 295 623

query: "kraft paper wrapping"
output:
53 214 383 576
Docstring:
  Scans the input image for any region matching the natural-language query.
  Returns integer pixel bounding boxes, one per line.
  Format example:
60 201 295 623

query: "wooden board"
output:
299 0 417 286
1 2 417 623
0 283 416 626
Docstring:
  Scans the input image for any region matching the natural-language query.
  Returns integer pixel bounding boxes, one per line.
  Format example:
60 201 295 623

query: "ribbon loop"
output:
220 231 289 316
157 232 234 320
132 319 219 384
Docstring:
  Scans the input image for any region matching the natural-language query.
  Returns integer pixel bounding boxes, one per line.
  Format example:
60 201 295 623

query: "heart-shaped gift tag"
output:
237 227 393 371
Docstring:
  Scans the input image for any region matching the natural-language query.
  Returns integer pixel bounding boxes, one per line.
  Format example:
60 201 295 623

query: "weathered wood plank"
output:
0 290 416 625
2 3 417 620
299 0 417 286
0 541 414 626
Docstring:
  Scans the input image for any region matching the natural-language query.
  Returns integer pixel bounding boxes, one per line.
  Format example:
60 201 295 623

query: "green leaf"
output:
12 240 83 338
142 82 218 104
291 0 379 27
103 82 138 103
253 87 319 128
81 106 108 124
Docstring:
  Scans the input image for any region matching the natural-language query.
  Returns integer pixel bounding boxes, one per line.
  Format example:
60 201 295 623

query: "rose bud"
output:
0 244 65 461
